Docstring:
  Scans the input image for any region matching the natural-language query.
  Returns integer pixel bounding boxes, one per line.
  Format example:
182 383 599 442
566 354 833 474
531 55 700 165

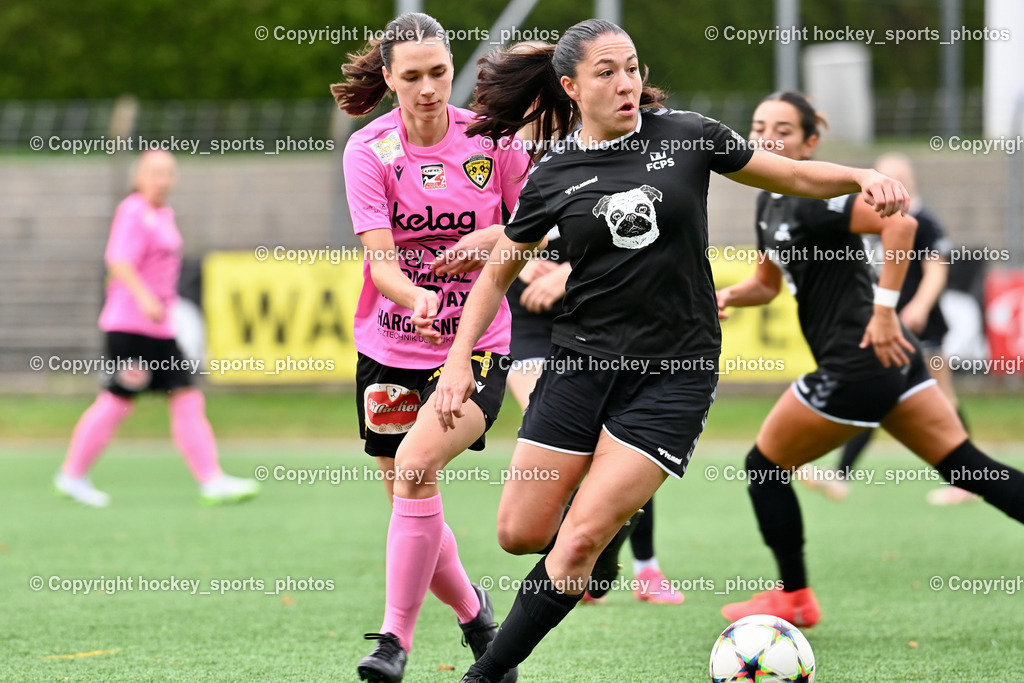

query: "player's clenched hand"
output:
858 171 911 219
860 307 916 367
520 263 569 313
412 288 442 345
140 292 166 323
431 226 498 276
715 288 733 321
517 258 558 284
434 359 476 431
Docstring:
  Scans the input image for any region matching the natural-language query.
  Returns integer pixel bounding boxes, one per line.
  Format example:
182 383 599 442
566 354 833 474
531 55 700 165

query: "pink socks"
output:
61 391 133 477
430 523 482 624
381 494 481 652
169 390 222 483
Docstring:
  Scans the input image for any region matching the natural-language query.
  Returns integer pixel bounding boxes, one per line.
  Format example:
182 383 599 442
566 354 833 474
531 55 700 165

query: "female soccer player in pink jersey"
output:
332 12 528 683
54 150 260 507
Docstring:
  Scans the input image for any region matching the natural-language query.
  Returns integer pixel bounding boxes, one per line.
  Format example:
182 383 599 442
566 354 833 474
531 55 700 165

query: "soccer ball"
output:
709 614 815 682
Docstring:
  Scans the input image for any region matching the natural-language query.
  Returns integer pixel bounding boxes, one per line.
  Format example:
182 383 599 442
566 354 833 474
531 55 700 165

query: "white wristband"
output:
873 287 900 308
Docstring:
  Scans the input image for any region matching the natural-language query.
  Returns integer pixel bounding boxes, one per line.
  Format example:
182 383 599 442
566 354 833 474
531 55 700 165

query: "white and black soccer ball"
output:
709 614 815 682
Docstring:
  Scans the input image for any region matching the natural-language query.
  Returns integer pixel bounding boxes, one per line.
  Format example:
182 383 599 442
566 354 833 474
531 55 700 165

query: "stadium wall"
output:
0 152 1016 392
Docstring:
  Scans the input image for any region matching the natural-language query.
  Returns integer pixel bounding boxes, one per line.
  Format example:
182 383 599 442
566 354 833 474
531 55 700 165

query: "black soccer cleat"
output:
460 674 500 683
459 584 518 683
357 632 407 683
588 508 645 599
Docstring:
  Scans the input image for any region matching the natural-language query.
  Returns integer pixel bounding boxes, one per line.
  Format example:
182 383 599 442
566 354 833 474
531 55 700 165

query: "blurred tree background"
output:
1 0 986 102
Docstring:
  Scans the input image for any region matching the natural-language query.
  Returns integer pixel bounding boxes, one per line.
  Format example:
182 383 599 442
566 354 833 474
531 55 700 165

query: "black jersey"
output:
755 191 887 380
504 108 754 361
898 207 950 345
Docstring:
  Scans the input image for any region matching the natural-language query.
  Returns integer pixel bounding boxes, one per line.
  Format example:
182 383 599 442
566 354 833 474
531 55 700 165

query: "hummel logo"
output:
658 447 682 464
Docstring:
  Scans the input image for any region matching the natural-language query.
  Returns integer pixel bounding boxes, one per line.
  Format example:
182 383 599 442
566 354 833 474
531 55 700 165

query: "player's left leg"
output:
630 497 684 604
881 384 1024 522
920 353 978 505
167 388 260 504
463 431 667 682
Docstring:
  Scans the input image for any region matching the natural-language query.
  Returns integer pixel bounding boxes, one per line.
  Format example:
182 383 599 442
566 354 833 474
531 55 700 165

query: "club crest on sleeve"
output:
462 154 493 190
370 131 405 165
420 164 446 190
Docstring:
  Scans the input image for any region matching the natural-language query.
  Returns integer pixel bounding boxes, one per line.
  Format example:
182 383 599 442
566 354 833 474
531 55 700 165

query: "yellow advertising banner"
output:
711 247 816 383
202 251 363 384
201 247 816 385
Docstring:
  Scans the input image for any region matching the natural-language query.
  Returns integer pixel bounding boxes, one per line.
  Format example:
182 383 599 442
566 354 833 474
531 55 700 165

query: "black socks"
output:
934 439 1024 523
838 429 873 476
747 445 807 592
468 558 583 679
629 498 655 561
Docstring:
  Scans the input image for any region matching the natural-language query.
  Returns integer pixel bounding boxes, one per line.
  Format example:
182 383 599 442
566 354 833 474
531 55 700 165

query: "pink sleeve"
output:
343 139 391 235
497 139 530 216
104 199 146 266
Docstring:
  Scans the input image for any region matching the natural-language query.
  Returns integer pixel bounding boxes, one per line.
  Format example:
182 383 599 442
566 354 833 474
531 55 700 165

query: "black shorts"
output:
104 331 196 397
510 312 556 363
355 351 509 459
518 345 717 478
792 349 936 427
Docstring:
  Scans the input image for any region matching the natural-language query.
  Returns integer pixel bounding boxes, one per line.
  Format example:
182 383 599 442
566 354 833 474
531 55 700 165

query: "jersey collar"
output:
573 112 642 151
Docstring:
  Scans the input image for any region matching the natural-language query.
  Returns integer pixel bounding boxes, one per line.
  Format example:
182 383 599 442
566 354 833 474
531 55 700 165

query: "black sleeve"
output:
913 210 951 259
794 193 858 237
504 179 554 244
755 192 769 252
702 116 756 175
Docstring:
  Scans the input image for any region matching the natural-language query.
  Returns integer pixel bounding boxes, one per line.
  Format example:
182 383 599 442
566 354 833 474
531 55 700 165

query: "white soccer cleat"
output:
54 473 111 508
199 474 260 505
926 486 979 506
798 465 850 501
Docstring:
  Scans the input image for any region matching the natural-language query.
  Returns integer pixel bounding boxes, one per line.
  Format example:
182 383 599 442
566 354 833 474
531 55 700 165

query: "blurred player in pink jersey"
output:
332 12 528 683
54 150 260 507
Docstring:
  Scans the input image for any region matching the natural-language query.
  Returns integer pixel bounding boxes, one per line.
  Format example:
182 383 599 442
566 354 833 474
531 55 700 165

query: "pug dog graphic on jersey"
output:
593 185 663 249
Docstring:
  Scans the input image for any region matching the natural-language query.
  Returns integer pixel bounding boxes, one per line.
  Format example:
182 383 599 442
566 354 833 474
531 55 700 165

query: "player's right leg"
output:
722 381 866 627
54 332 142 507
55 390 133 507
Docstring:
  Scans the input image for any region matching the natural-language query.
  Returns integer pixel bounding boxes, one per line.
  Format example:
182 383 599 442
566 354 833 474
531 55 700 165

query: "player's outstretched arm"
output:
434 233 539 430
849 200 919 367
725 150 911 218
716 258 783 320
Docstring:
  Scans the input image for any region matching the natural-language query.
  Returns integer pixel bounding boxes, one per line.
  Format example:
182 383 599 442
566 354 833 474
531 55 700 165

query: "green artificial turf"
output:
2 440 1021 681
1 391 1023 442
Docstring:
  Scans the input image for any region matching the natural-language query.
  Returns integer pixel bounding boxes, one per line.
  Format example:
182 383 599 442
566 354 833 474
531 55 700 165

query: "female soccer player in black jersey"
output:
429 20 911 681
718 91 1024 628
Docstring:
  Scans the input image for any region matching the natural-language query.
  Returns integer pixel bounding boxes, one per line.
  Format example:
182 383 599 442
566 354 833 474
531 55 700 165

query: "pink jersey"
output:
98 192 182 339
344 104 529 369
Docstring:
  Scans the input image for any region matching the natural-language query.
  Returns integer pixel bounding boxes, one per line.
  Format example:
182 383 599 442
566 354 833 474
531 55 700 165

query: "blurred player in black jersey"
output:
717 91 1024 629
427 20 913 681
803 153 975 505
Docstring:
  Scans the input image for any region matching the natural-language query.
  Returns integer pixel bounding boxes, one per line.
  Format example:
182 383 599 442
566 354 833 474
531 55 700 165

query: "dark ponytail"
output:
467 44 576 163
761 91 828 141
467 19 665 163
331 12 451 117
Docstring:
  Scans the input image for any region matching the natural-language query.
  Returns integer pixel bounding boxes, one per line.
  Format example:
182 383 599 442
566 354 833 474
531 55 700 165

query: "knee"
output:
496 518 551 555
746 444 785 489
169 388 204 412
556 525 606 568
392 445 445 496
